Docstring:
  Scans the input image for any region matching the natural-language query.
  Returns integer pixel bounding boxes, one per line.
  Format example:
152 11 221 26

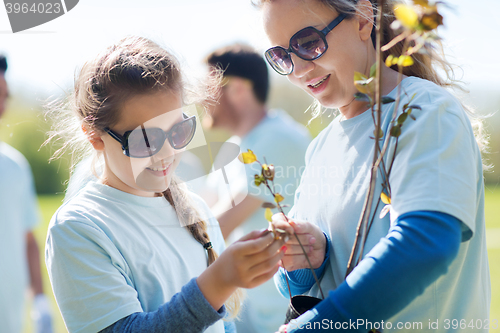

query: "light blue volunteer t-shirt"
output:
0 142 40 333
206 109 311 333
46 181 226 333
290 77 490 332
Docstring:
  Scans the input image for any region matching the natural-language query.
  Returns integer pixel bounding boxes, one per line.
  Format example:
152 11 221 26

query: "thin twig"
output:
346 0 385 277
262 178 325 299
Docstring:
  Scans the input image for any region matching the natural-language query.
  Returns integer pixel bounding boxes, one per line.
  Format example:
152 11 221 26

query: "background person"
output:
0 56 53 333
255 0 491 332
202 44 311 333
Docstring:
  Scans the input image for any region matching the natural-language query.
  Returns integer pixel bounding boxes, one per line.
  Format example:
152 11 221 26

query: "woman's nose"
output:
291 54 314 78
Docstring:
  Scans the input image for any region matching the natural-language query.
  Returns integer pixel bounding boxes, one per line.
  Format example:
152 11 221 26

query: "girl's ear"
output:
356 0 374 42
82 124 105 151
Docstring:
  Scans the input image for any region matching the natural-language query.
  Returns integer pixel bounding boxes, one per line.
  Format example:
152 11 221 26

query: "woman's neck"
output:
339 66 406 120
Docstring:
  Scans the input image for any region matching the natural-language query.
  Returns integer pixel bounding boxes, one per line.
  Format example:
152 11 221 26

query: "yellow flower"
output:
394 4 419 30
238 149 257 164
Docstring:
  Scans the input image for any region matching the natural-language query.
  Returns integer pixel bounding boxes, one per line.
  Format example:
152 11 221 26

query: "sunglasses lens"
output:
170 117 196 149
127 127 166 158
291 28 326 60
265 47 293 75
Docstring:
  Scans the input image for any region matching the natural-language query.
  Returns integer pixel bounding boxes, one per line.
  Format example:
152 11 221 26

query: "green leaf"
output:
254 174 265 186
373 128 384 139
410 114 416 120
397 112 408 125
354 92 371 103
381 96 396 104
390 125 402 137
354 71 367 82
369 63 377 78
354 76 375 95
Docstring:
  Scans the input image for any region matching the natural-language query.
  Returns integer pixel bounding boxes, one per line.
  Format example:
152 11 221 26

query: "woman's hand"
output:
197 229 287 310
272 213 326 271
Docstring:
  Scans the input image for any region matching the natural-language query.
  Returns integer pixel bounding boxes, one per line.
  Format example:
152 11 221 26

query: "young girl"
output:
45 36 287 333
256 0 490 332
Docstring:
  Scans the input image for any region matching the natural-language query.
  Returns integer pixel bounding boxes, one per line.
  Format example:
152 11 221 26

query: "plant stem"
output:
262 178 325 299
346 0 385 278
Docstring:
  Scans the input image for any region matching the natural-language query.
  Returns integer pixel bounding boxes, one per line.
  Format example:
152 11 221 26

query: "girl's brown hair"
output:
253 0 488 156
45 36 242 317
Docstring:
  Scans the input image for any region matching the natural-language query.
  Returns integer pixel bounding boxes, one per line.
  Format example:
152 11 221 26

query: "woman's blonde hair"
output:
253 0 489 156
45 35 243 317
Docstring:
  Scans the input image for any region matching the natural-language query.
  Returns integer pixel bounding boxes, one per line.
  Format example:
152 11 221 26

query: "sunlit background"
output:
1 0 499 332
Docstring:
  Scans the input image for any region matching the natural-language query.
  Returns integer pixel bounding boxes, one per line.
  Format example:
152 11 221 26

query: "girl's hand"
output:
220 229 287 288
197 229 287 310
272 213 326 271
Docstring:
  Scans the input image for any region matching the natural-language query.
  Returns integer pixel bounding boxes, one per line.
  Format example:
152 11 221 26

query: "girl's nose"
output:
291 54 314 78
152 138 178 165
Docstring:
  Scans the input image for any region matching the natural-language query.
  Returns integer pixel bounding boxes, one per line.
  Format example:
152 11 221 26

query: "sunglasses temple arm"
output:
322 13 347 35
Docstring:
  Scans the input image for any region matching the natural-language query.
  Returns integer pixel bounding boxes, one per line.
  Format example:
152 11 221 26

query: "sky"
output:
1 0 499 101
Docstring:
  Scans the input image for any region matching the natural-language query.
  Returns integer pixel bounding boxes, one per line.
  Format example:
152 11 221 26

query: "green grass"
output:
24 191 500 332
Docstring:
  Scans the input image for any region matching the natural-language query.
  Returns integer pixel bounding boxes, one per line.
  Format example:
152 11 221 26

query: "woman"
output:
256 0 491 332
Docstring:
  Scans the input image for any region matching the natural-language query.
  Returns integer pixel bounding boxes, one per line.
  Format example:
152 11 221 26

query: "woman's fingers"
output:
271 213 295 235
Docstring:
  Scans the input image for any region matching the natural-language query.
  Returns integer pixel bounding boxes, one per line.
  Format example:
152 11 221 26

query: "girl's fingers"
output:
236 231 278 255
237 228 271 242
244 236 287 268
248 262 282 289
247 250 285 283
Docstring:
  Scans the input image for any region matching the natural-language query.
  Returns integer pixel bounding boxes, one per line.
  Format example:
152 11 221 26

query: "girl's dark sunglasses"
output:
265 13 347 75
105 113 196 158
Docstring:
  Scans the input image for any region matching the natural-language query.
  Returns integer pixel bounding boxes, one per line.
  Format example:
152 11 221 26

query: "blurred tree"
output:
0 102 69 194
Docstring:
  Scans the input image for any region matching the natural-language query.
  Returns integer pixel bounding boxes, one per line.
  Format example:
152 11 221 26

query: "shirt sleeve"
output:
98 278 227 333
387 88 480 241
284 211 461 333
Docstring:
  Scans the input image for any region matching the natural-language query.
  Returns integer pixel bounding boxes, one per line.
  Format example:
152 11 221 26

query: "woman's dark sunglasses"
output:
105 113 196 158
265 13 347 75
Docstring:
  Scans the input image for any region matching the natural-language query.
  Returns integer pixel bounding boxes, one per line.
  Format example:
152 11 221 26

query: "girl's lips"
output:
146 163 172 177
307 74 331 95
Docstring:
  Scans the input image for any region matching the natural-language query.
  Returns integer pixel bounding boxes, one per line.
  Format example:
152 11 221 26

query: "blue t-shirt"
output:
289 77 490 330
0 142 40 333
46 181 227 333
